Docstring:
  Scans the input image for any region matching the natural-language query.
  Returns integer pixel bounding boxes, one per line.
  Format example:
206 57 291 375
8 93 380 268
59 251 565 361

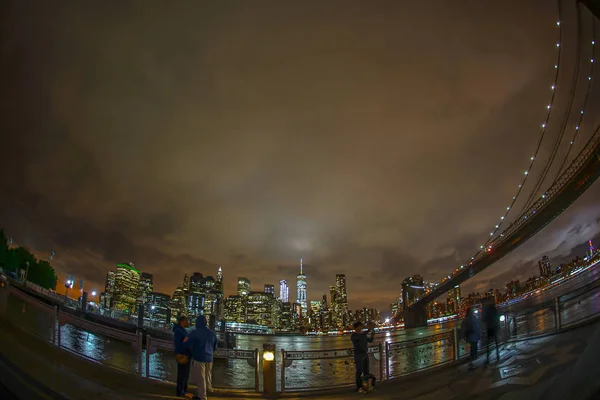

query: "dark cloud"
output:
1 0 599 310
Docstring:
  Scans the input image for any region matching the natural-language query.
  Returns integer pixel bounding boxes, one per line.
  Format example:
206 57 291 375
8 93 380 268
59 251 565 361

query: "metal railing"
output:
3 278 600 394
145 335 260 392
1 284 260 392
281 343 383 392
385 330 455 379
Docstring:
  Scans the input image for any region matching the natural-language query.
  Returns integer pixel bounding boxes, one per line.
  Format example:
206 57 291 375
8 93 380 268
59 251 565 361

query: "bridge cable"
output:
517 0 584 216
552 13 597 182
452 0 566 271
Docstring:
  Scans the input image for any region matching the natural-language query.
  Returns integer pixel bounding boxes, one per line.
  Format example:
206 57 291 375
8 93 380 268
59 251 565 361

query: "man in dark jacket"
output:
173 315 191 397
350 321 374 393
184 315 218 400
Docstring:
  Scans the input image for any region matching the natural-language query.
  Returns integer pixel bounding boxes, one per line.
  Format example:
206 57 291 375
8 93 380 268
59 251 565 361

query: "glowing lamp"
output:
499 315 506 322
263 351 274 361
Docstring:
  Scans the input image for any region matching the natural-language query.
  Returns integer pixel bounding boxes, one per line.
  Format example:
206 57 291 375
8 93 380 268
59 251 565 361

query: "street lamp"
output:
91 291 97 296
64 280 73 301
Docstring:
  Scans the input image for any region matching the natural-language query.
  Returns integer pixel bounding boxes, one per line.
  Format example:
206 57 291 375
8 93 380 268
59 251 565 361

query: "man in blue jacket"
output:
173 315 191 397
184 315 218 400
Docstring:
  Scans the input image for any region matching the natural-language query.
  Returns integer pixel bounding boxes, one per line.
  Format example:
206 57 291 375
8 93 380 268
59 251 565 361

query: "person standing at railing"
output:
351 321 375 393
184 315 218 400
483 303 500 365
461 307 481 370
173 315 192 398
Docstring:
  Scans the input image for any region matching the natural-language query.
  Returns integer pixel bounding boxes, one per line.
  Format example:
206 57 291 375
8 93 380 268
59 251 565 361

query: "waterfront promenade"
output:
2 310 599 400
2 265 600 398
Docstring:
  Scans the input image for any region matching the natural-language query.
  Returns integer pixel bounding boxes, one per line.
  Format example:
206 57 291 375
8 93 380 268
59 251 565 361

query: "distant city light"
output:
500 315 506 322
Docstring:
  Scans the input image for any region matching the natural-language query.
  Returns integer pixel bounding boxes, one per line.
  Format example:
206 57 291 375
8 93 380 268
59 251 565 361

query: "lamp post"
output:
262 343 276 394
64 280 73 301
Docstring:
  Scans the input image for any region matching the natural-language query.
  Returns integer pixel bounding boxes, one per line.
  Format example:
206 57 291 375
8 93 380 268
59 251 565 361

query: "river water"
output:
3 263 600 391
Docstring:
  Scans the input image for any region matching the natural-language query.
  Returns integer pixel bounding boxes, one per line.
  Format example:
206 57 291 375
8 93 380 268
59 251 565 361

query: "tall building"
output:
589 240 595 259
279 280 289 303
296 258 307 316
139 272 153 305
335 274 348 327
278 302 295 331
216 266 223 292
238 277 251 297
330 285 339 327
103 271 116 308
112 263 141 312
224 295 246 323
170 287 186 318
264 284 275 295
188 293 205 320
447 285 461 313
247 292 274 326
538 256 552 277
182 274 190 294
401 275 425 310
147 292 170 322
189 273 205 294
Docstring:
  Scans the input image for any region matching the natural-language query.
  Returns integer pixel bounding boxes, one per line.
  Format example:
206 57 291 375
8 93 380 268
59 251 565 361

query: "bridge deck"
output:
415 132 600 305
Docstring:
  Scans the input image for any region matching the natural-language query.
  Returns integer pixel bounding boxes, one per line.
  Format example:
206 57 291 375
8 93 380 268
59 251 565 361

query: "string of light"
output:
552 17 596 182
440 3 564 283
518 3 584 216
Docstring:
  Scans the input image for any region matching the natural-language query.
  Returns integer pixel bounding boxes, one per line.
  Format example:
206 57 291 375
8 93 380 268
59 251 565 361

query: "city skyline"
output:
2 1 600 311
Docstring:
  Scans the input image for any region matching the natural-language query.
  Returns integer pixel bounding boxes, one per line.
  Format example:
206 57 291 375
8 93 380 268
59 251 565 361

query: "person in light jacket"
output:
184 315 218 400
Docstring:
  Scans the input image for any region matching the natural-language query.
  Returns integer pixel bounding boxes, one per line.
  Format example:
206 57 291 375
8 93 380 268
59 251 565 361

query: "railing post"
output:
378 343 384 382
145 334 152 379
254 348 260 393
137 330 143 376
57 307 62 348
52 305 58 346
453 327 459 361
554 297 562 330
281 348 286 393
385 342 390 380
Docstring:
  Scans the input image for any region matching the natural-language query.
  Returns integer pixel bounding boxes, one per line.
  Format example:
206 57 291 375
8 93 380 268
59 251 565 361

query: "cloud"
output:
1 0 599 311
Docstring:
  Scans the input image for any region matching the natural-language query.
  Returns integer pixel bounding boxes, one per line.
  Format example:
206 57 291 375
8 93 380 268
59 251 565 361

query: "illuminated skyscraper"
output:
170 287 186 318
147 292 170 322
216 266 223 292
238 277 251 297
113 263 141 312
279 280 289 303
296 258 307 316
247 292 274 326
335 274 348 326
139 272 153 304
538 256 552 277
264 284 275 295
182 274 190 294
103 271 116 308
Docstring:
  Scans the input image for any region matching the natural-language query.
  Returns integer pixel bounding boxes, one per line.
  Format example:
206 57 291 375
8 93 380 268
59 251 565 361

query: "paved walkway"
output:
1 314 599 400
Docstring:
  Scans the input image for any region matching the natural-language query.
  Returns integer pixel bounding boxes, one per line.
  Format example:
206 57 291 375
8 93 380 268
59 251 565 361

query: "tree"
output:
0 229 58 290
28 260 58 290
0 229 7 269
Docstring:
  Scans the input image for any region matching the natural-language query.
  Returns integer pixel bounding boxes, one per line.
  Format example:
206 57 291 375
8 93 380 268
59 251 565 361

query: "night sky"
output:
1 1 599 311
